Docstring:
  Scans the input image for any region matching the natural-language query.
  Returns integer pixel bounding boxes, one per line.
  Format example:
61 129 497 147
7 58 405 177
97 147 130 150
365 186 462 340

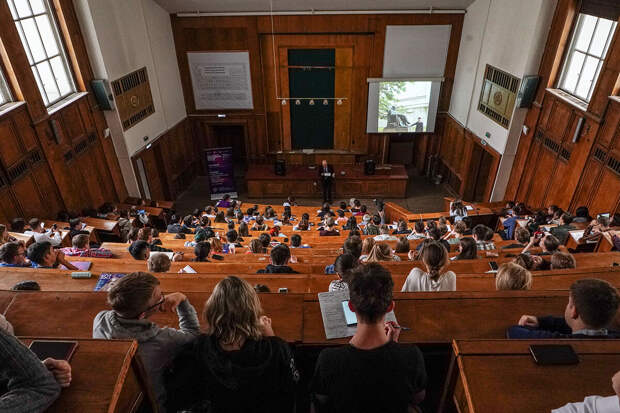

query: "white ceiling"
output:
153 0 475 14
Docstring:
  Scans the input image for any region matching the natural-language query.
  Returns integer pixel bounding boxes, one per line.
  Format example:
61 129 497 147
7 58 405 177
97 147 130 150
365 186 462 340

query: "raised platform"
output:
246 164 408 198
270 149 364 165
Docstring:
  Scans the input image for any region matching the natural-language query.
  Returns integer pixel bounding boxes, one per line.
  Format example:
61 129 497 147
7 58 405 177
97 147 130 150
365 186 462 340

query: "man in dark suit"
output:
318 159 335 203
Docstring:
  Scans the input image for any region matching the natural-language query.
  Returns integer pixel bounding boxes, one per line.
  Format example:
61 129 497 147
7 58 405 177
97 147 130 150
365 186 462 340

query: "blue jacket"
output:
507 316 620 339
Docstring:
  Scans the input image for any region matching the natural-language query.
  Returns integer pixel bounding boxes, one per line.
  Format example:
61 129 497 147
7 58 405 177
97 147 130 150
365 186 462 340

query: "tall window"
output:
0 70 12 106
8 0 76 107
558 13 617 103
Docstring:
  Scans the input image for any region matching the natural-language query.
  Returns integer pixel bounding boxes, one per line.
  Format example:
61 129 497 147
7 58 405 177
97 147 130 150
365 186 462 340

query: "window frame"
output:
0 67 13 107
557 12 617 104
8 0 77 108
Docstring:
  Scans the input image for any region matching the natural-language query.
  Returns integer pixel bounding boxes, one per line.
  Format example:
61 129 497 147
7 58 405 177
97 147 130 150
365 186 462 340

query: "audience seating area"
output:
1 197 619 412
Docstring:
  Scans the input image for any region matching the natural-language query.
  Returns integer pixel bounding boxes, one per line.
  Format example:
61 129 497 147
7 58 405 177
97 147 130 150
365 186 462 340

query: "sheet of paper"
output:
60 261 91 271
318 291 397 340
182 265 197 273
570 230 584 242
162 252 175 259
465 205 474 211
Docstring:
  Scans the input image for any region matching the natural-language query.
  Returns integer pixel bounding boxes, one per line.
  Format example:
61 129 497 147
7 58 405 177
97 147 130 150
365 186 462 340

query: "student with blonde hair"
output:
402 241 455 292
358 237 375 261
495 262 532 290
551 251 577 270
166 276 299 412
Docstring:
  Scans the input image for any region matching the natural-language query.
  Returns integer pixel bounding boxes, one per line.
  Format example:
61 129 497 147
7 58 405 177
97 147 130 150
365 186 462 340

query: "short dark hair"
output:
349 263 394 323
128 240 150 260
339 201 347 210
0 242 22 264
28 218 41 230
194 241 211 262
560 213 573 225
258 233 271 248
270 244 291 266
27 242 52 265
372 215 381 225
343 236 362 259
515 227 530 244
334 253 358 277
570 279 620 329
291 234 302 247
414 220 425 233
473 224 493 241
394 236 410 253
11 280 41 291
575 206 590 219
543 234 560 252
226 230 238 243
108 272 160 318
10 218 26 232
183 215 193 227
69 218 81 228
72 234 90 249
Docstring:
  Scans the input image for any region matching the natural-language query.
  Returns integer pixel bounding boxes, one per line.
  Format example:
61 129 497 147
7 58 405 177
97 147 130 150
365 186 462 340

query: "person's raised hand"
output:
259 315 275 337
43 358 72 388
518 315 539 328
162 292 186 312
384 321 401 343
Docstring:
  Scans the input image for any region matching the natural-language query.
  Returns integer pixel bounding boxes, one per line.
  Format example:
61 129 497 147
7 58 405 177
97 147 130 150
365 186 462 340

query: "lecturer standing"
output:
318 159 335 203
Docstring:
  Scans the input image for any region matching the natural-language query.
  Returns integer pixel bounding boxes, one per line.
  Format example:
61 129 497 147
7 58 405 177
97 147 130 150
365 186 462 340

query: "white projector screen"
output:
366 79 441 134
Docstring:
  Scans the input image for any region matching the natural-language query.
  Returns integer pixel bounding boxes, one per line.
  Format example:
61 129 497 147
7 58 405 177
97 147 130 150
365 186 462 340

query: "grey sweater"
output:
0 329 61 412
92 299 200 412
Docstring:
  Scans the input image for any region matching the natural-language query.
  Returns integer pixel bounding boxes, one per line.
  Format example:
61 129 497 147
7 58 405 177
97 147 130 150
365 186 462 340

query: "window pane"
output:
36 60 60 103
21 18 46 62
32 67 48 106
49 56 71 96
35 14 59 57
575 14 597 51
13 0 32 18
16 22 33 64
589 18 613 57
29 0 46 14
7 0 18 19
575 55 599 99
561 51 585 93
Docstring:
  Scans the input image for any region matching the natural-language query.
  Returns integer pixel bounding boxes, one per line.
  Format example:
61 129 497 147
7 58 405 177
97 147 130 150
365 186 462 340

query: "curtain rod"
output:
176 9 466 17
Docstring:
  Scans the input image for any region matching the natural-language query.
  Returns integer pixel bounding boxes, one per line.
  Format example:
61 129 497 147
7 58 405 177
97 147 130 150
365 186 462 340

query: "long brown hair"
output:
203 276 263 345
422 241 448 281
365 243 392 263
361 237 375 255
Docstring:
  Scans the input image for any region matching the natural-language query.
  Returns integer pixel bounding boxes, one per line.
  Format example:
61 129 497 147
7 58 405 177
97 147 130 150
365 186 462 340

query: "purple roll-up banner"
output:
205 147 237 200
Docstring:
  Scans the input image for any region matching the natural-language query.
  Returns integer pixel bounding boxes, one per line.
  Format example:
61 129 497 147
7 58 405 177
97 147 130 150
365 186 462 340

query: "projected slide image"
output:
378 81 431 133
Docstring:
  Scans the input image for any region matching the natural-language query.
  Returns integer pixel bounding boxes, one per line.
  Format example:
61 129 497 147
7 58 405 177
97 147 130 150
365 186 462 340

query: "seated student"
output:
67 218 89 240
354 205 367 217
183 228 209 248
27 242 78 270
293 218 309 231
407 220 427 240
550 213 576 245
334 210 347 226
501 204 527 240
572 205 592 223
148 252 173 273
372 224 396 241
312 263 427 412
580 215 612 244
552 370 620 413
269 225 286 239
502 227 530 249
507 278 620 339
394 236 410 254
551 251 577 270
337 201 350 214
215 194 232 208
24 218 62 247
258 233 271 249
290 234 309 249
402 241 455 292
547 205 561 224
208 237 224 255
0 329 73 411
513 253 549 271
224 229 243 251
0 242 32 267
443 220 466 246
246 239 267 254
257 244 299 274
214 211 226 224
10 217 26 233
318 203 335 218
94 272 200 411
320 217 340 236
363 215 381 236
350 199 362 213
359 238 376 262
363 243 400 263
328 253 359 292
392 220 411 235
166 276 299 412
61 234 112 258
473 224 496 251
251 216 268 231
417 227 451 253
495 262 532 290
449 199 468 222
238 221 250 238
180 215 197 234
452 237 478 261
137 228 172 253
522 233 561 256
192 241 211 262
0 225 16 245
342 215 357 230
129 240 151 260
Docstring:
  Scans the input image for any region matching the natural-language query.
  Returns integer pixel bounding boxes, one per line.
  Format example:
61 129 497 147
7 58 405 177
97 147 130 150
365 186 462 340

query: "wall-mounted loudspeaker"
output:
517 75 541 108
572 117 585 143
90 79 115 111
364 159 375 175
275 159 286 176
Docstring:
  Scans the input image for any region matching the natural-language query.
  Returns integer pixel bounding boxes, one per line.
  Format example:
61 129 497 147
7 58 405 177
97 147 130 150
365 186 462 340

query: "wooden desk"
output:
82 217 120 236
19 338 149 413
450 339 620 413
9 231 34 246
117 204 164 219
6 291 303 343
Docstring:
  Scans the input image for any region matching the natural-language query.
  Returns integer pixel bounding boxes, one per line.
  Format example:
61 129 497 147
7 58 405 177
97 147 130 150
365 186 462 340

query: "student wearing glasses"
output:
92 272 200 412
0 242 32 267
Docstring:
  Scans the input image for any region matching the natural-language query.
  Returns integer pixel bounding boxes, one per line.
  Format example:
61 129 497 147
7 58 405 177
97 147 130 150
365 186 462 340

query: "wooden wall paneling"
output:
30 163 64 215
259 34 283 154
0 117 25 167
12 175 46 219
588 167 620 215
571 150 604 209
505 104 541 201
0 187 18 221
333 48 353 151
12 108 38 151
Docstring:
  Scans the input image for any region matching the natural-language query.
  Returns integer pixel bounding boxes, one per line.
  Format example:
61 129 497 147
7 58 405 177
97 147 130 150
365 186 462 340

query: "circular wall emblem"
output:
493 91 503 106
130 95 139 107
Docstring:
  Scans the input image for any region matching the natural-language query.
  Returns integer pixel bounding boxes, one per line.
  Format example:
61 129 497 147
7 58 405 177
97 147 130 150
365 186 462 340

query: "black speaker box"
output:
364 159 375 175
517 75 540 108
275 159 286 176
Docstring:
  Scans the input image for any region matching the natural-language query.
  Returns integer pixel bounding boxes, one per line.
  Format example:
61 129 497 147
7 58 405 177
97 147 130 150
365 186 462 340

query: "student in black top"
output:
507 278 620 339
311 263 427 413
165 276 299 413
67 218 89 240
257 244 298 274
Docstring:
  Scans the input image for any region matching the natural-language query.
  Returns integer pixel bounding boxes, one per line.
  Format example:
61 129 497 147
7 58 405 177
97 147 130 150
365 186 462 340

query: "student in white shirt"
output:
401 241 456 292
24 218 62 247
552 370 620 413
374 225 398 241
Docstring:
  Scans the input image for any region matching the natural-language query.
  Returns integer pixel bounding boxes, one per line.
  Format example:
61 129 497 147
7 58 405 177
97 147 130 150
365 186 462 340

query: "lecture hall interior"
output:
0 0 619 412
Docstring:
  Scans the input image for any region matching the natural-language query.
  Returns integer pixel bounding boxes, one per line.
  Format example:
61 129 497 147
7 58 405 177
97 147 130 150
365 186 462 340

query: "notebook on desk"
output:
60 261 92 271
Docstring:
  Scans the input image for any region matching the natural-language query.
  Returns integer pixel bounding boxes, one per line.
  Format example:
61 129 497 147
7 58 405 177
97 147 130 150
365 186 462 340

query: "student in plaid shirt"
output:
473 224 496 251
61 234 112 258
